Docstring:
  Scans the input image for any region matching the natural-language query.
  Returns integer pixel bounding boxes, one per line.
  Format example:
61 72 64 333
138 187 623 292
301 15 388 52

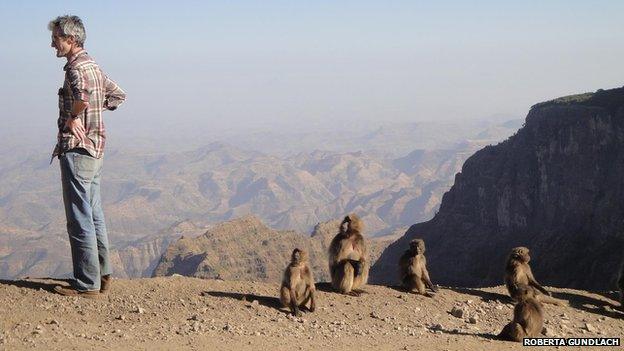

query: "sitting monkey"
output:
505 247 567 306
328 214 369 295
499 284 544 342
280 248 316 316
398 238 438 295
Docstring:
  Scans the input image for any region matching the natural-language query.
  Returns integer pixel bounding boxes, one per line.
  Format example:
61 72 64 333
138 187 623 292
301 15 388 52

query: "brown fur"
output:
398 239 438 295
280 248 316 316
328 214 369 295
499 285 544 342
504 247 567 306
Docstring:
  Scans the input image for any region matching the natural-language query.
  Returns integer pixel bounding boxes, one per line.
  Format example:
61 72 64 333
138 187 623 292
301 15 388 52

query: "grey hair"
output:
48 15 86 47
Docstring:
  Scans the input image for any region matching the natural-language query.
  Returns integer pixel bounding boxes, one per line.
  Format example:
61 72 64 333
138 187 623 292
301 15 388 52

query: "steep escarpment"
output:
371 87 624 291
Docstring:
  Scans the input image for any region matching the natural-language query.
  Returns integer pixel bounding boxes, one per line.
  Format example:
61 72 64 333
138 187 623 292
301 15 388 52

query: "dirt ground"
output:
0 276 622 350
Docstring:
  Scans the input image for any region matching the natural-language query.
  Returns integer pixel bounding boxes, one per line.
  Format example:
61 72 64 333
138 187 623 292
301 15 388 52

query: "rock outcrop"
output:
153 216 394 282
371 87 624 291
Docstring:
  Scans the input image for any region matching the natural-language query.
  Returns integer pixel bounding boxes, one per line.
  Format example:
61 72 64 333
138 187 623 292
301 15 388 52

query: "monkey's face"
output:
291 248 308 264
510 247 530 263
410 239 425 254
340 214 362 236
340 218 349 235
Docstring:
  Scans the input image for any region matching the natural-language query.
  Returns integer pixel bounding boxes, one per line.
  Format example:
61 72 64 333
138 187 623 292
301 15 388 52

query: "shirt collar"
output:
63 49 87 71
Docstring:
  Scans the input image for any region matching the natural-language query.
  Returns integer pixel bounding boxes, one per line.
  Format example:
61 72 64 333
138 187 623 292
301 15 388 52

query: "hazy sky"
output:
1 0 622 141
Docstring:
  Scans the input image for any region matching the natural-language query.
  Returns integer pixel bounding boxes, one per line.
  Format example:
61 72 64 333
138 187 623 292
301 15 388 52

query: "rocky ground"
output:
0 276 622 350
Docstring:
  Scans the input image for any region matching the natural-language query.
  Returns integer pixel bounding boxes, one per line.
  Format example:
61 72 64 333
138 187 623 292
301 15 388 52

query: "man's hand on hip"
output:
65 117 87 141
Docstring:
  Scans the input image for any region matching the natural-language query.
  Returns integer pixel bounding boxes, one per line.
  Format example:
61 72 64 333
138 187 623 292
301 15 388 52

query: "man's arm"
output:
65 101 88 141
68 68 90 102
71 100 89 116
103 75 126 111
66 68 90 141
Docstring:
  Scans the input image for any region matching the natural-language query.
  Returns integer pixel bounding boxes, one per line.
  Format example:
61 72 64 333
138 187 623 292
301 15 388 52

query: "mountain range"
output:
0 119 520 279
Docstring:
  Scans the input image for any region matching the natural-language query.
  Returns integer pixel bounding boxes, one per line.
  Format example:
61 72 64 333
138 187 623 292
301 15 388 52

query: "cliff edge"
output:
371 87 624 290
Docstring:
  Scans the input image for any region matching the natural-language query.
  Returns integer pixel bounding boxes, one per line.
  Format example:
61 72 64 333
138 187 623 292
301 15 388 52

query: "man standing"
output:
49 15 126 297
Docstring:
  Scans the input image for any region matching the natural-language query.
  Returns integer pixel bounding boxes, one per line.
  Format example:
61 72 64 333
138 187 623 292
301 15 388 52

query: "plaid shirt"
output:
53 49 126 160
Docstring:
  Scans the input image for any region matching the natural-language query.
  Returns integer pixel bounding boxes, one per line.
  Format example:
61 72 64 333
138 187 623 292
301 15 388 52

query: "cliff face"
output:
371 87 624 290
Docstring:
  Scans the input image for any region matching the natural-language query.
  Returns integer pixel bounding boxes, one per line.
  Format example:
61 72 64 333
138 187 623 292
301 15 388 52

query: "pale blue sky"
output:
0 1 622 144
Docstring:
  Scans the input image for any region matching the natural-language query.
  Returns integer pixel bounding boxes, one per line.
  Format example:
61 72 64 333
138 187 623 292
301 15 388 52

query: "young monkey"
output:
280 248 316 316
398 238 438 295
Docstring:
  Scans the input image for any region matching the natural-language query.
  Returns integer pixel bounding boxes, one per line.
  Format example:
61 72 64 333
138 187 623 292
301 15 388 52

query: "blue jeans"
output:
59 149 111 291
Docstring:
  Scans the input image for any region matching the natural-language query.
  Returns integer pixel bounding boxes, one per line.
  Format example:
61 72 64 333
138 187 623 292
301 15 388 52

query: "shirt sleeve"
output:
103 75 127 110
67 68 91 102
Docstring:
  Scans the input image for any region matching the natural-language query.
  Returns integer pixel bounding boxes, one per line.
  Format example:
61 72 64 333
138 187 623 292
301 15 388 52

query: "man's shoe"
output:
54 285 100 299
100 275 112 294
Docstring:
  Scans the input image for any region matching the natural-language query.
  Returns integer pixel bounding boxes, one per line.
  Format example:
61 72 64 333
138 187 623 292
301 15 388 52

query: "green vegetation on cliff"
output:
533 86 624 114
